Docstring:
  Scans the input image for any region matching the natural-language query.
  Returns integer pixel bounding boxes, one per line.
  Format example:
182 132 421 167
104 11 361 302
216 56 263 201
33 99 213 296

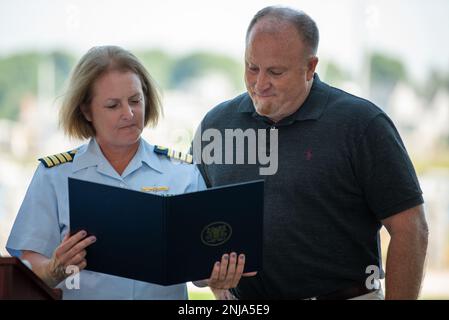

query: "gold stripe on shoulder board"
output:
41 157 53 167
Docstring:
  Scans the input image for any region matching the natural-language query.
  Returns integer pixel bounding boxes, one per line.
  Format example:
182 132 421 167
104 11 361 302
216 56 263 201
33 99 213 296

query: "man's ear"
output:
80 104 92 122
306 56 319 81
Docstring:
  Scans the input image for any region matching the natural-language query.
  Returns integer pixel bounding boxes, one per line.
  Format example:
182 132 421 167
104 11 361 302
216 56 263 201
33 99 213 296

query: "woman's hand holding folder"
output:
193 252 257 299
20 230 96 288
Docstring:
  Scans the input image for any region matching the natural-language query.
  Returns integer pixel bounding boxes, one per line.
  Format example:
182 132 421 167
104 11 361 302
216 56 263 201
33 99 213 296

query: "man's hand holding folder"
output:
193 252 257 294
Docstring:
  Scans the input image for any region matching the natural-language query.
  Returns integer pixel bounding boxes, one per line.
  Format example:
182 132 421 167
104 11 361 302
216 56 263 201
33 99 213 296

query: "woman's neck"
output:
96 139 140 176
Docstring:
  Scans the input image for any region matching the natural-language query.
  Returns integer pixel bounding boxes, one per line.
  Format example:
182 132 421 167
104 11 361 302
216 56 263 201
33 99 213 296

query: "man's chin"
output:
254 104 274 118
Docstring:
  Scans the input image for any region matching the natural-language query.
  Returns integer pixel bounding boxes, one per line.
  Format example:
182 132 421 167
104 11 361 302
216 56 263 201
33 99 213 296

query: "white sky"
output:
0 0 449 82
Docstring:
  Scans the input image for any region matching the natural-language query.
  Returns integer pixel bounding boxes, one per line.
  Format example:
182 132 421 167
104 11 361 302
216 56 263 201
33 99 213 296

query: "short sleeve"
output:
6 164 62 258
352 113 424 220
190 123 212 188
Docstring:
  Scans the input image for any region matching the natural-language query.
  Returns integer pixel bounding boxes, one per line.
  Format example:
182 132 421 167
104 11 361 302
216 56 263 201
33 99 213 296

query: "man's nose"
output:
255 72 270 92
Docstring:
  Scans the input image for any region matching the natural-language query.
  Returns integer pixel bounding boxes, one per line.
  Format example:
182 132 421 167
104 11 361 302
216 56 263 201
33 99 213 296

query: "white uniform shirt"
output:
6 138 206 299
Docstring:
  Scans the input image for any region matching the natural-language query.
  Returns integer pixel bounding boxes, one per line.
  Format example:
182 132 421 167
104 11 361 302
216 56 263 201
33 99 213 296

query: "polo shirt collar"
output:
237 73 330 125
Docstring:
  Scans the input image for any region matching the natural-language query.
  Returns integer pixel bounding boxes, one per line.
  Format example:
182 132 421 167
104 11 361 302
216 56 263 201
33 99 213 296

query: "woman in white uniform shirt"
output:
6 46 253 299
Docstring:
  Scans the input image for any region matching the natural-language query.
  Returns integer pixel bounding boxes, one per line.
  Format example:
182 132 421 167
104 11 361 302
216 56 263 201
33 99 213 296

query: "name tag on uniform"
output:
141 186 169 192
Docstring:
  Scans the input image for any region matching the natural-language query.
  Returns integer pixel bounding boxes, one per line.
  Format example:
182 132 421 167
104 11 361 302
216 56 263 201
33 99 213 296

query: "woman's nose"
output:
121 103 134 119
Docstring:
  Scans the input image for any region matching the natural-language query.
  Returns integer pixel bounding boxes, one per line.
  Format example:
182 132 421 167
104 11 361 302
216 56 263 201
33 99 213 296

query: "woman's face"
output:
83 70 145 149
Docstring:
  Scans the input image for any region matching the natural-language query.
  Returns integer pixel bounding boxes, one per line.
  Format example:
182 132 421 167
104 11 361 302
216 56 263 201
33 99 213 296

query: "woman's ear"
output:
80 104 92 122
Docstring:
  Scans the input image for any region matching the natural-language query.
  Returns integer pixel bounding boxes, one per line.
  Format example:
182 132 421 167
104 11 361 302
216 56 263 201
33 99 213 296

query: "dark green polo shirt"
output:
196 74 424 299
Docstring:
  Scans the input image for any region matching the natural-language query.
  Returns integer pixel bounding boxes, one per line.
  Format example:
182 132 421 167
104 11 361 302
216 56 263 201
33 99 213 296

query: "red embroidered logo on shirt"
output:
305 149 313 160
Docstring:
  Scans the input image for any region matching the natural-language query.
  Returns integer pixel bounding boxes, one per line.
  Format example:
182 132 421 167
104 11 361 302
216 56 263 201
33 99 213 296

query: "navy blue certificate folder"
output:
68 177 264 286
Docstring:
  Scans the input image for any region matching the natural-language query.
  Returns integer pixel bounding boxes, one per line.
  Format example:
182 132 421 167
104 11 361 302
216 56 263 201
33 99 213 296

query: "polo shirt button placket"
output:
264 125 276 157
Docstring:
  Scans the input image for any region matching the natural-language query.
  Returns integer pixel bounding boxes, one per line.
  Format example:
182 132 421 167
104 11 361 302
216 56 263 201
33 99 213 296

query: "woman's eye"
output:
270 70 282 76
130 98 142 104
106 104 118 109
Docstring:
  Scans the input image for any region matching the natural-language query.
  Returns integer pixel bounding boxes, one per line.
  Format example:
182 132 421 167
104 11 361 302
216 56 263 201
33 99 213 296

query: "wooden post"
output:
0 257 62 300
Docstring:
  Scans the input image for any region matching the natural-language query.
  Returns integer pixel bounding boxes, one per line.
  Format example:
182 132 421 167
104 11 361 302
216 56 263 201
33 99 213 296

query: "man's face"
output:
245 20 318 122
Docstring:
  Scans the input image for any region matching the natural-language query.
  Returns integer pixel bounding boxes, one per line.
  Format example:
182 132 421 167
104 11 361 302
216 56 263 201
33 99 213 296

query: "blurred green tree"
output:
0 53 40 120
320 60 350 87
370 52 407 85
0 49 245 121
369 52 408 110
0 51 75 120
135 49 175 89
168 52 243 91
420 69 449 102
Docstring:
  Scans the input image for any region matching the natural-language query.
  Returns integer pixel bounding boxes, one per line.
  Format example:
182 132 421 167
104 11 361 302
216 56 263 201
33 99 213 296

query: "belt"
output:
307 284 377 300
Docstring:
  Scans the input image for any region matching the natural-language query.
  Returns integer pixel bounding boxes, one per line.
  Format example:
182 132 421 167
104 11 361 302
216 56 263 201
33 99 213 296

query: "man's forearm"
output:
384 230 428 299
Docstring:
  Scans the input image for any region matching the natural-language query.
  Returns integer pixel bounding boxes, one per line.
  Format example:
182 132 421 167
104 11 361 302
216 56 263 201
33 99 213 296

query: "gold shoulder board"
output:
38 149 77 168
153 145 193 164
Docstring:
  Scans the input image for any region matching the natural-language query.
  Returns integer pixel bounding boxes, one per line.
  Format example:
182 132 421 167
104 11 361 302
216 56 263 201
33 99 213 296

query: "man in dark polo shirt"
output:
194 6 428 299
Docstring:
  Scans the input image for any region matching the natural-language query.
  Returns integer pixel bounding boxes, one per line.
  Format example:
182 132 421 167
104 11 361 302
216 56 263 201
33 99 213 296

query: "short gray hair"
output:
246 6 319 55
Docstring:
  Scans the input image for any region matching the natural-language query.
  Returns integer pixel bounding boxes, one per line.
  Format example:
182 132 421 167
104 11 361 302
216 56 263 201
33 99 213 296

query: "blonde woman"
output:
6 46 250 299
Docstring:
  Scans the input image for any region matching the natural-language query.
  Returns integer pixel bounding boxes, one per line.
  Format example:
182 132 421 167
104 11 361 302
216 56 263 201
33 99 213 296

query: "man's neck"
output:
268 78 314 123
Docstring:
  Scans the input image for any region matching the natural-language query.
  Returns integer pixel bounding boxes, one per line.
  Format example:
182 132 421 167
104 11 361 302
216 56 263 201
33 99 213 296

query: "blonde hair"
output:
59 45 162 139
